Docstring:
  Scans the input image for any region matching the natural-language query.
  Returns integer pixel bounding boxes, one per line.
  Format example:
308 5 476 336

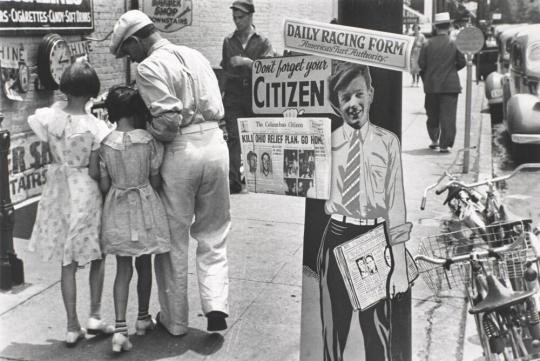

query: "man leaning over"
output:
110 10 231 335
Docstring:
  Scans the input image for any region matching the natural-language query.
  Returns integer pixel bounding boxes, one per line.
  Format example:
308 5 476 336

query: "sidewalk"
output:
0 69 490 361
402 69 492 361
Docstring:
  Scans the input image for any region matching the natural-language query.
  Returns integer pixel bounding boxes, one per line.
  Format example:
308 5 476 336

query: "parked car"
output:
504 24 540 157
484 24 529 124
474 26 498 83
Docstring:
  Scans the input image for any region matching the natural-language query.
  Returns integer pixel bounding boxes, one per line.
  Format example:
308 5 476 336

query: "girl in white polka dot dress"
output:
27 61 114 347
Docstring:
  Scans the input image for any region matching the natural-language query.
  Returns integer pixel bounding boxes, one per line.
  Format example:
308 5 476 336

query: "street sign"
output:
455 26 485 54
456 26 485 173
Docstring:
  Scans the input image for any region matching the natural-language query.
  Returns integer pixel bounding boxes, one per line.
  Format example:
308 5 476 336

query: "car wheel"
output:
488 103 503 125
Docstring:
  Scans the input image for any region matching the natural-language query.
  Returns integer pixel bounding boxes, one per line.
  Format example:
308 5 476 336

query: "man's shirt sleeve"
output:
385 135 412 245
136 62 183 142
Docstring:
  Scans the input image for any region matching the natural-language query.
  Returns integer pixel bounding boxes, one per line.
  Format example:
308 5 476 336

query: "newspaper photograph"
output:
238 117 331 199
333 224 390 311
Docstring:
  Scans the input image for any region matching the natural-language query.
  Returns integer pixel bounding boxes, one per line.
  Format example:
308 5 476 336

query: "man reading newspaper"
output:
315 62 412 361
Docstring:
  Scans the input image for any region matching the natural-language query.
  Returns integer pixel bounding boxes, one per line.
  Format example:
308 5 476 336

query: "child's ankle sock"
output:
137 309 151 321
115 320 128 335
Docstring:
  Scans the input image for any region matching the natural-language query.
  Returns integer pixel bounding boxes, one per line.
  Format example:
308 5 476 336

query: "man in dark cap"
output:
110 10 231 336
418 12 466 153
316 62 412 361
221 0 274 193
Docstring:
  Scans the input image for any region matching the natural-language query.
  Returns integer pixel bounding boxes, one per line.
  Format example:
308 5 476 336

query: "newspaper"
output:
238 117 331 199
333 224 391 311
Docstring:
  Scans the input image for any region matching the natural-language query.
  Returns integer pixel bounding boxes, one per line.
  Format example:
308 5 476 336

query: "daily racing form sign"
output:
283 18 414 72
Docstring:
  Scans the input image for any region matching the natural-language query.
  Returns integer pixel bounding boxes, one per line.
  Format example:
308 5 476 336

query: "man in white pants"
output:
110 10 231 335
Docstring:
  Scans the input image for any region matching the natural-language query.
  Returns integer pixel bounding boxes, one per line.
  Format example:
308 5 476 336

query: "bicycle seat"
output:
469 274 535 314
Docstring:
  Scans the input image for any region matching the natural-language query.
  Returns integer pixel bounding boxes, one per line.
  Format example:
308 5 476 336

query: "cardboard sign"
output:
0 43 28 101
283 18 414 72
252 55 333 115
8 132 51 205
141 0 192 32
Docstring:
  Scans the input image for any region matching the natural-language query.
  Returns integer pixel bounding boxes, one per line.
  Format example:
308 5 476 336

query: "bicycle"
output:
421 147 540 244
415 222 540 360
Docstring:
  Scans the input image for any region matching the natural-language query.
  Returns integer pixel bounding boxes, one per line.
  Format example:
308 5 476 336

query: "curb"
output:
461 85 493 361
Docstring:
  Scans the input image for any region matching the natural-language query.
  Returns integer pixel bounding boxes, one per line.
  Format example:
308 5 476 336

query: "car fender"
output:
506 93 540 136
485 72 504 104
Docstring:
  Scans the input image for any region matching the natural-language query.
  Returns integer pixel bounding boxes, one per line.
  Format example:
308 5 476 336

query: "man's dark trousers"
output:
317 219 411 361
223 85 252 193
424 93 458 149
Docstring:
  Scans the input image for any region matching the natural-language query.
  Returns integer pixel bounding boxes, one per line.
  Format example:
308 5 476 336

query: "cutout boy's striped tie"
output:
342 130 361 213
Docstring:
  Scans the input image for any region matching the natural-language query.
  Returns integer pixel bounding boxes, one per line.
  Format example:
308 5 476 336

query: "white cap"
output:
110 10 153 58
434 12 452 25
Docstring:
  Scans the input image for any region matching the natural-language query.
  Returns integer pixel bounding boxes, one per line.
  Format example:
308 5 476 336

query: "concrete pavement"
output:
0 68 490 361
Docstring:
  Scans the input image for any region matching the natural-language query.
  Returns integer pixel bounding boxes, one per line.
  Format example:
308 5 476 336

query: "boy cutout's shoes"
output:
65 328 86 347
112 333 132 353
206 311 228 332
135 317 156 336
87 317 115 335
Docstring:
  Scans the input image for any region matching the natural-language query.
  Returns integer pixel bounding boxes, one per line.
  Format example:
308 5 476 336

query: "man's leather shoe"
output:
206 311 228 332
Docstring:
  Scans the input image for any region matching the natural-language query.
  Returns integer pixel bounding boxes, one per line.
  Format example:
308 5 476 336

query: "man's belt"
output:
179 122 219 135
331 214 385 226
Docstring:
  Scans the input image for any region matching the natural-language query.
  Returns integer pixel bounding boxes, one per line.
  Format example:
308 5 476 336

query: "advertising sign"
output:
141 0 192 33
238 117 331 199
0 43 29 101
252 55 333 115
0 0 94 33
8 132 51 205
284 18 414 72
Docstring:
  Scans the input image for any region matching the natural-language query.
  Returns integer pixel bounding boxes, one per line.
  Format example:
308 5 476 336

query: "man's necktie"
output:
342 130 361 213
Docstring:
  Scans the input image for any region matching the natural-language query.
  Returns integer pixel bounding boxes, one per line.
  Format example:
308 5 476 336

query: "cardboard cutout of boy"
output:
301 62 412 361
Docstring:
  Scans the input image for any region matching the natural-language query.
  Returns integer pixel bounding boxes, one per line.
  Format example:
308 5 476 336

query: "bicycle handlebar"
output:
420 147 477 210
435 163 540 195
420 196 427 210
415 237 538 266
421 162 540 210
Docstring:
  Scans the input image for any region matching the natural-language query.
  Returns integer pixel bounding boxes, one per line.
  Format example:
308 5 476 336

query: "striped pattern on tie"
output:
341 131 361 212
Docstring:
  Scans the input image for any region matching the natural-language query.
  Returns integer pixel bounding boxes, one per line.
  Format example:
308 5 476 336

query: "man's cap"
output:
434 12 452 25
230 0 255 14
110 10 153 58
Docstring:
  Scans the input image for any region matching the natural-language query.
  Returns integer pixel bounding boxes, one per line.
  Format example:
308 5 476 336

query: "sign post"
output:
0 113 24 291
455 26 484 173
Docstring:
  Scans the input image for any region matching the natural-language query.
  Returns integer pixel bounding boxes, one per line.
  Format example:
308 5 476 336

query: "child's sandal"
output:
135 317 156 336
112 333 132 352
65 328 86 347
87 317 115 335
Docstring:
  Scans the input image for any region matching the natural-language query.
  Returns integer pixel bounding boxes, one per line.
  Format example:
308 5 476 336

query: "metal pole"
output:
463 54 473 173
0 112 24 290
